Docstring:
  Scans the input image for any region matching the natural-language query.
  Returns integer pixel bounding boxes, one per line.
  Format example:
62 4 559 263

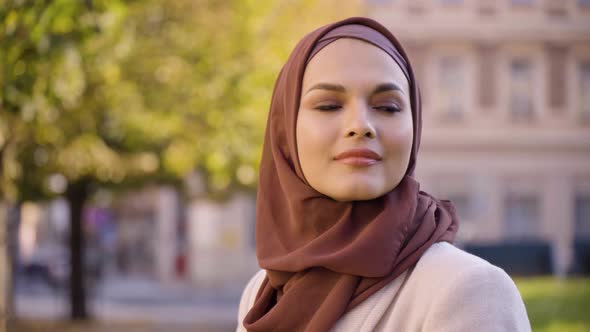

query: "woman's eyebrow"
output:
304 82 404 96
372 82 404 95
304 83 346 96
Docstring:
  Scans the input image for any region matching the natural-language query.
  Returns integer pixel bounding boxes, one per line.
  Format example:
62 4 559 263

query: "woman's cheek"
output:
382 123 413 161
388 122 412 143
298 115 326 157
301 114 330 142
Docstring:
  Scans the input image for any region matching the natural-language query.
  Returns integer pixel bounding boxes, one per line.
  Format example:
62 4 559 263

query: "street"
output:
14 274 244 332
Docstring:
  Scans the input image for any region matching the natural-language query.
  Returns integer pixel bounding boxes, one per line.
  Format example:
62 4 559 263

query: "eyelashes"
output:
314 104 402 113
316 104 342 111
374 105 402 113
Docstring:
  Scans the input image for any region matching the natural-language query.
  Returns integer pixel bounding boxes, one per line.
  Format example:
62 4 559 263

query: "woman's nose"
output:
344 102 376 139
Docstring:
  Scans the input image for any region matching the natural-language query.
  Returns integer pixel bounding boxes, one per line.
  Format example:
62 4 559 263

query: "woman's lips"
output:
334 148 382 167
336 157 379 166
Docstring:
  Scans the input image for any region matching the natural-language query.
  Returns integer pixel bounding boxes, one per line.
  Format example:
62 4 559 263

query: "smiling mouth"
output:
333 148 382 167
336 157 380 167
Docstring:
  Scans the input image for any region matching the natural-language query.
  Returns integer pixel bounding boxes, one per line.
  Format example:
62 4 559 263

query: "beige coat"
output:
237 242 531 331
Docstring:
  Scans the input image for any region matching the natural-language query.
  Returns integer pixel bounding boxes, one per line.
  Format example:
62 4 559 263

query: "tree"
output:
1 0 145 319
118 0 361 196
0 0 360 321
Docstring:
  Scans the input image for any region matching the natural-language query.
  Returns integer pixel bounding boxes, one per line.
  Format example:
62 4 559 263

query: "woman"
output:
237 17 530 332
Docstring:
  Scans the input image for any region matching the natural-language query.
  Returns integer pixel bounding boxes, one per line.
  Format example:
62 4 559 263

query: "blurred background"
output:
1 0 589 331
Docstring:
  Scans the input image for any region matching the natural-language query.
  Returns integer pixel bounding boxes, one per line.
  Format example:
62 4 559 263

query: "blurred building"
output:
366 0 590 275
186 191 257 287
102 185 258 287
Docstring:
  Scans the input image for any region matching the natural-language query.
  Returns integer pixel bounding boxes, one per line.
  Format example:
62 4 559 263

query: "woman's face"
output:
296 38 413 202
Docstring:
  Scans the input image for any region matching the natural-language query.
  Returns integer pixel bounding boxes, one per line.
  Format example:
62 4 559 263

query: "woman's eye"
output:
315 104 341 111
374 105 401 113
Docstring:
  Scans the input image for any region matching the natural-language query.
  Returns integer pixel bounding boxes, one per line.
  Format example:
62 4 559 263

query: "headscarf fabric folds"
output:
243 16 459 332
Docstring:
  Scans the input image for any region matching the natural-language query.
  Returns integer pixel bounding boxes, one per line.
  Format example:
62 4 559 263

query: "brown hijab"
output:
243 17 459 332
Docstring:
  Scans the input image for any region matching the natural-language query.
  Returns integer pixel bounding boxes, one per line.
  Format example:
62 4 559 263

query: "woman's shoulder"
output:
239 269 266 307
415 241 497 276
406 241 531 331
410 241 524 305
237 269 266 331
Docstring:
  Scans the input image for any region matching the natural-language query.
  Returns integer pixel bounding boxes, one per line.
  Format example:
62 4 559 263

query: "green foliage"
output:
0 0 360 321
1 0 135 201
118 0 261 194
515 277 590 332
0 0 360 201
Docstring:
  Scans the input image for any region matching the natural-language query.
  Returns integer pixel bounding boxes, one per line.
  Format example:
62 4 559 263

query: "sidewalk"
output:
14 275 245 331
13 319 235 332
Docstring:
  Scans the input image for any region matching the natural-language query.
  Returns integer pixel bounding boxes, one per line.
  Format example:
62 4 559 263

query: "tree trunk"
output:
0 201 7 332
0 146 6 332
5 204 19 332
65 179 90 320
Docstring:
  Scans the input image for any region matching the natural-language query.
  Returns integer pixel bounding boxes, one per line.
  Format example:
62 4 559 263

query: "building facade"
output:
365 0 590 275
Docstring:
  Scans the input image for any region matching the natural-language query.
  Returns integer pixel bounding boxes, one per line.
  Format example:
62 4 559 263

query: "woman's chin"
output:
326 183 385 202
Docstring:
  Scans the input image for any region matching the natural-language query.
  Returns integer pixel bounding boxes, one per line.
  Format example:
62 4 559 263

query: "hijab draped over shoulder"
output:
243 16 459 332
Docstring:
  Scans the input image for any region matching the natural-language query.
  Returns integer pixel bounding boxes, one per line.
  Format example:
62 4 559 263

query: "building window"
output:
477 0 497 15
575 194 590 238
438 56 465 121
511 0 535 6
408 0 427 15
578 62 590 122
545 1 568 17
509 58 535 122
504 193 539 239
439 0 463 5
546 45 567 109
477 44 498 108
